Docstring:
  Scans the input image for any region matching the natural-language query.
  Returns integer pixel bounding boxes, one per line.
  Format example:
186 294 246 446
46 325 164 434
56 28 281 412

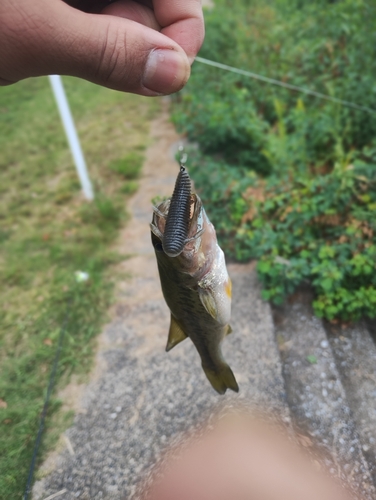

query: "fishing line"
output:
23 294 73 500
195 56 376 115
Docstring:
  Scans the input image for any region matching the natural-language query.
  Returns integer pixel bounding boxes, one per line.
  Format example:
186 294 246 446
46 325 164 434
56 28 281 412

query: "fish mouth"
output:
151 194 204 254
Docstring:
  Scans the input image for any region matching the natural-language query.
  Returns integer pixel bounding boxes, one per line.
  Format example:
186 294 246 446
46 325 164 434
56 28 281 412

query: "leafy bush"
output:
239 161 376 321
174 83 272 174
173 0 376 173
173 0 376 320
188 149 376 321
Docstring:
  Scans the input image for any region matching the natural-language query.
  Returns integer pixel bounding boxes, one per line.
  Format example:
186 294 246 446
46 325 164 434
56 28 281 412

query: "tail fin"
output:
203 363 239 395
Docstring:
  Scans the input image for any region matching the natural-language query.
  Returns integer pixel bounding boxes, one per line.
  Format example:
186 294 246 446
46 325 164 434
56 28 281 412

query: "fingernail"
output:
143 49 190 94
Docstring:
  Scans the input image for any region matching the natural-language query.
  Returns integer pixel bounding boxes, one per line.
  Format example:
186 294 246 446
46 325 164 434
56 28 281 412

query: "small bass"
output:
150 166 239 394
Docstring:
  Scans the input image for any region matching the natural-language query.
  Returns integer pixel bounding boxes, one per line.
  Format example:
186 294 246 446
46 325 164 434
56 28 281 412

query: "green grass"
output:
0 76 158 499
109 151 145 179
120 180 139 195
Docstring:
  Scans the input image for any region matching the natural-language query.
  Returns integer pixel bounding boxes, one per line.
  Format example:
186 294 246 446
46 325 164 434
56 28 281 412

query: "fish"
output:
150 166 239 394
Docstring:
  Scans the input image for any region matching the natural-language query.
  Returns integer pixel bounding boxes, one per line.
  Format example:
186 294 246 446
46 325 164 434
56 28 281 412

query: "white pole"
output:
48 75 94 200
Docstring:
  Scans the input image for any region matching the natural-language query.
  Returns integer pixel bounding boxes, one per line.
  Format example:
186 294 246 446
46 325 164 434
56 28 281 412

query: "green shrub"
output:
246 160 376 321
173 82 272 174
174 0 376 321
173 0 376 174
188 149 376 321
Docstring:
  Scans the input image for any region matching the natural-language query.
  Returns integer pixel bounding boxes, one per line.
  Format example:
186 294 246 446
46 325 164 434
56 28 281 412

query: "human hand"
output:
143 416 353 500
0 0 204 95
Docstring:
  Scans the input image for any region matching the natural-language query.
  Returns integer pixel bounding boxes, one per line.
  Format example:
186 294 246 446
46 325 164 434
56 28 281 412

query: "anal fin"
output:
166 315 188 352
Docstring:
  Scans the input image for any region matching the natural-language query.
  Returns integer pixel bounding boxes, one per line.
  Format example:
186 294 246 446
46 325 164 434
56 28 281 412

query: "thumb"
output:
1 0 191 95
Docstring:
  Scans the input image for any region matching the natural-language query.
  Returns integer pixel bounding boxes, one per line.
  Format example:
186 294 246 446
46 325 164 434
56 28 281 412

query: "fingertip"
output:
162 17 205 63
143 48 190 95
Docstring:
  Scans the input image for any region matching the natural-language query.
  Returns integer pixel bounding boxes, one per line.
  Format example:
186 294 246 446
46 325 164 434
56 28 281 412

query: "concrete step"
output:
326 320 376 485
273 291 376 500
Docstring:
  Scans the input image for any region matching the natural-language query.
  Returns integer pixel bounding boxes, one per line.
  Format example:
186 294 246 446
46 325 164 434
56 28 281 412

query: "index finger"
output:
153 0 204 62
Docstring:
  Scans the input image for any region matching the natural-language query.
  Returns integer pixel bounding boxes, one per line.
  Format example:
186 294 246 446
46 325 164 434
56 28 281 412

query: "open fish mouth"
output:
151 191 214 281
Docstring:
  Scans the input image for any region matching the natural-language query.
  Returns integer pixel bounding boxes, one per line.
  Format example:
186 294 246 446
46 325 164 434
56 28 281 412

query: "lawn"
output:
0 76 158 499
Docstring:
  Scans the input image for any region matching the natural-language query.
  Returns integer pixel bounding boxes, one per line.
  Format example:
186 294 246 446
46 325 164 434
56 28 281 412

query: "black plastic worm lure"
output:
162 165 192 257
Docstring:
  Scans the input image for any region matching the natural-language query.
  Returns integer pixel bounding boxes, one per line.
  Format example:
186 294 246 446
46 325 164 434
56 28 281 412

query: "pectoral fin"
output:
198 284 231 325
166 315 188 352
226 325 233 335
198 286 218 321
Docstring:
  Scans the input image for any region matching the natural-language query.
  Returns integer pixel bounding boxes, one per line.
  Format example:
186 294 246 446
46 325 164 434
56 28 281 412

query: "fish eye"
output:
154 242 164 252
